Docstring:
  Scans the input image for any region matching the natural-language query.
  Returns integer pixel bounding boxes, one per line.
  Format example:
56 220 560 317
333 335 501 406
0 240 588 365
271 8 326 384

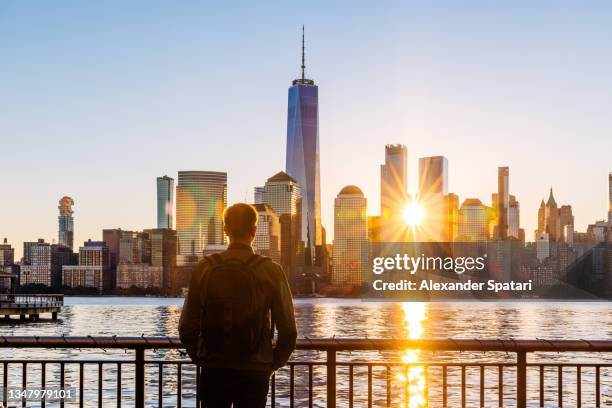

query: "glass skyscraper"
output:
285 29 321 262
380 144 408 218
332 185 367 287
418 156 449 196
418 156 448 241
496 166 509 239
58 196 74 250
175 171 227 263
156 175 174 229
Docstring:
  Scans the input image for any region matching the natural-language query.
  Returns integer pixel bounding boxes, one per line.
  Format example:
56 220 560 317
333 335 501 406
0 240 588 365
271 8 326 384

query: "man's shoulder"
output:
249 257 284 281
193 256 214 276
256 256 281 271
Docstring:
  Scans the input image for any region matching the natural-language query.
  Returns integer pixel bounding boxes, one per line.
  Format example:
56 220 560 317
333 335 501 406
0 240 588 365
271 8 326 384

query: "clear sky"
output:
1 1 611 258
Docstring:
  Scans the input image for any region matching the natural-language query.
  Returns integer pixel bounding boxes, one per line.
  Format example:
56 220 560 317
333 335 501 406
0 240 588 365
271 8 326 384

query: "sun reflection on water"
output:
397 302 427 408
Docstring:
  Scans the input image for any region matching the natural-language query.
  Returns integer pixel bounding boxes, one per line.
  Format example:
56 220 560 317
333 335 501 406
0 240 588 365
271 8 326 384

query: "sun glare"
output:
402 202 425 226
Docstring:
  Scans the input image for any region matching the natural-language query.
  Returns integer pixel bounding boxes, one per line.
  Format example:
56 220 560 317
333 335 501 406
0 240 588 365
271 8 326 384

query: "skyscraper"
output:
332 185 367 287
443 193 460 242
157 175 174 229
262 171 302 285
116 228 177 293
491 178 521 240
418 156 448 196
496 167 509 239
380 144 408 218
62 240 110 293
536 188 573 242
252 204 281 264
0 238 17 291
20 239 73 288
0 238 14 267
418 156 449 241
253 186 265 205
285 27 321 263
58 196 74 250
508 195 521 240
20 239 51 286
457 199 491 242
176 171 227 263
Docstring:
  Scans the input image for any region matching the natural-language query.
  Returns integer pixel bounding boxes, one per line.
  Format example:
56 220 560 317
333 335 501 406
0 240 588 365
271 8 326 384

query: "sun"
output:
402 202 425 226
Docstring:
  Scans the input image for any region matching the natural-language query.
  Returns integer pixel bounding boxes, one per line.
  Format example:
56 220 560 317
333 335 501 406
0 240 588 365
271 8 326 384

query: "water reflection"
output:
397 302 427 408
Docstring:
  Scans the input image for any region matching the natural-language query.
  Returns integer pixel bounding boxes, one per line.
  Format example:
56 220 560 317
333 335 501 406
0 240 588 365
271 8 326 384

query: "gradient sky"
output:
1 1 611 258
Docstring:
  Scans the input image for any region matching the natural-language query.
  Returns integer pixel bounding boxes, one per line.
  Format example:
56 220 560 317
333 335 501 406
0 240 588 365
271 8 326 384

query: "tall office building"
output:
0 238 17 291
419 156 448 196
418 156 449 241
103 228 124 277
262 171 302 285
253 186 265 205
457 199 491 242
20 239 51 286
176 171 227 263
116 229 177 293
119 231 151 264
332 186 367 287
496 167 509 239
492 191 521 240
263 172 301 224
508 195 521 240
536 188 573 242
443 193 460 242
148 228 177 293
252 204 281 264
63 240 110 293
367 216 383 243
0 238 14 266
380 144 408 217
157 175 174 229
58 196 74 250
285 27 321 263
21 239 73 288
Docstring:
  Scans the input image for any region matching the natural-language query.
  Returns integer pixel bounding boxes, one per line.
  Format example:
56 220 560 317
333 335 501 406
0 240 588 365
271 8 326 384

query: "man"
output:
179 203 297 407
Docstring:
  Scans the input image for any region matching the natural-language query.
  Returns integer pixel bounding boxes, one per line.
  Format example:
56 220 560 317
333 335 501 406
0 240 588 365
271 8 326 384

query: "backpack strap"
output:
246 254 270 270
205 253 223 266
200 254 223 309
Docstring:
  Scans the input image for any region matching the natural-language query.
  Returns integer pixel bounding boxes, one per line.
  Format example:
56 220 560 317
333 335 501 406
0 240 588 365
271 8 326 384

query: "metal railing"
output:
1 337 612 407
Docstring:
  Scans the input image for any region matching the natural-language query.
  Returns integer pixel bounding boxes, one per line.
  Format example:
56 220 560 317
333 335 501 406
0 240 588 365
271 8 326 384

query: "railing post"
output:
135 347 145 408
326 350 336 408
517 351 527 408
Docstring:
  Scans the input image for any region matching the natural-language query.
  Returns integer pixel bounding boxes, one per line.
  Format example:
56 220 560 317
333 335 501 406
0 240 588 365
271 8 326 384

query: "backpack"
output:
200 253 270 357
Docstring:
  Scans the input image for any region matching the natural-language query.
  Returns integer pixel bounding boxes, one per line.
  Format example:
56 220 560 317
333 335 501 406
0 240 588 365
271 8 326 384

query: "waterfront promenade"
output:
1 336 612 407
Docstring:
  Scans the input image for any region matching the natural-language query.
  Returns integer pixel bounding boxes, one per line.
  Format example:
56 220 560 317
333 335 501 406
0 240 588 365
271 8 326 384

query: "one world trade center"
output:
285 27 321 265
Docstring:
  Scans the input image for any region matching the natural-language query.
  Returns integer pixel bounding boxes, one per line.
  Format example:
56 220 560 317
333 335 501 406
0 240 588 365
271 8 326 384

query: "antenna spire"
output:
301 25 305 80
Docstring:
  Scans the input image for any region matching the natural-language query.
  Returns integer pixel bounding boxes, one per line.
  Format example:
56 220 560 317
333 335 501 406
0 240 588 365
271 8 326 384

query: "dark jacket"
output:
178 243 297 371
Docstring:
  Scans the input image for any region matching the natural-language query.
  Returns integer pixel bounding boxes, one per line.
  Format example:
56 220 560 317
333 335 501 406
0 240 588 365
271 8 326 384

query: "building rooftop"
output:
546 188 557 207
252 203 275 213
461 198 484 207
267 171 297 183
339 185 364 196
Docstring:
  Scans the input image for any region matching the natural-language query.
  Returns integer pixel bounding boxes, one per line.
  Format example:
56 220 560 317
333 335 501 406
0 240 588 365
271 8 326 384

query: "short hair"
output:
223 203 258 239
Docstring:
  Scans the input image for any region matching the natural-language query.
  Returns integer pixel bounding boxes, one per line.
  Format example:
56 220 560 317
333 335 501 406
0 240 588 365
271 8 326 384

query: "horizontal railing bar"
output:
2 337 612 352
2 359 611 369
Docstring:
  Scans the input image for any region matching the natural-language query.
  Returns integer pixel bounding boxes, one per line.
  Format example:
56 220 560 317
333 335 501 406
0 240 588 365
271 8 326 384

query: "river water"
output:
1 297 612 407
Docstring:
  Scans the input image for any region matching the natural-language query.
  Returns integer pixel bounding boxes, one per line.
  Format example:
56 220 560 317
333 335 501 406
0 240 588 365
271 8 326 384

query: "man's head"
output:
223 203 258 244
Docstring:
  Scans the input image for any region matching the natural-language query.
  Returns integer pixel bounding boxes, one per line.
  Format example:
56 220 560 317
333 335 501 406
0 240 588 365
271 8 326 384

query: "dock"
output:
0 294 63 320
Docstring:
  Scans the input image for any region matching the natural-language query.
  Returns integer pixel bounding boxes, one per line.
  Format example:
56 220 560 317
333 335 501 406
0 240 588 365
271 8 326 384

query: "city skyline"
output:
2 2 612 257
